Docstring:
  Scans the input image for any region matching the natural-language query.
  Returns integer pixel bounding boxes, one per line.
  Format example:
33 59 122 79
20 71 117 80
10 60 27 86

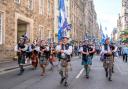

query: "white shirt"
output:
101 45 111 54
56 45 61 52
14 44 28 52
63 45 72 55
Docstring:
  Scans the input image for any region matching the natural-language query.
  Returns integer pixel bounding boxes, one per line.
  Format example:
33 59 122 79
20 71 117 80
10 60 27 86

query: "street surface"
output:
0 56 128 89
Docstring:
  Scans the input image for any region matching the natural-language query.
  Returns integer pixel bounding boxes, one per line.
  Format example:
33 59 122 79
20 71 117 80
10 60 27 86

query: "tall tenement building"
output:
84 0 99 41
70 0 85 42
117 0 128 40
118 0 128 31
0 0 54 60
70 0 99 42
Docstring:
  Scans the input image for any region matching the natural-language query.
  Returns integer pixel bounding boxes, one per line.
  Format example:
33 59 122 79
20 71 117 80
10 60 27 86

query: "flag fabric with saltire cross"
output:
58 0 71 41
100 31 106 45
58 0 66 41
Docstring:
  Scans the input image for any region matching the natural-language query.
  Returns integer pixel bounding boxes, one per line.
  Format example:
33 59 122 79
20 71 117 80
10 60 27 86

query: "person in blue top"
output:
122 43 128 62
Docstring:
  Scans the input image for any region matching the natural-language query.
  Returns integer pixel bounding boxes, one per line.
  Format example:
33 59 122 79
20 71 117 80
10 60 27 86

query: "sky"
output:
94 0 121 37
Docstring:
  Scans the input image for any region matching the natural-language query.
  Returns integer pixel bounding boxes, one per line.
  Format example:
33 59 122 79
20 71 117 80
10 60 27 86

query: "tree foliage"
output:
120 28 128 43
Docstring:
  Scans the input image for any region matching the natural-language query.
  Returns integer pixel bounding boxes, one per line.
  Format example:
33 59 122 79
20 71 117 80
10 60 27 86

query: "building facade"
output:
118 0 128 31
70 0 99 42
84 0 99 41
70 0 85 42
53 0 59 42
117 0 128 40
0 0 54 60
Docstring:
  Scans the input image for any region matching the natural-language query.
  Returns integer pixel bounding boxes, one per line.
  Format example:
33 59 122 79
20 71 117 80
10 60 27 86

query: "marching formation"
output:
14 34 124 87
15 35 73 86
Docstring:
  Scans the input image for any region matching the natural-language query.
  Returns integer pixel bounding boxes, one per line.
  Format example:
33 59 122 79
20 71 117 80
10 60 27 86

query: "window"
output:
39 0 44 15
14 0 20 4
28 0 34 10
66 6 68 17
39 26 44 40
47 0 50 16
0 12 3 44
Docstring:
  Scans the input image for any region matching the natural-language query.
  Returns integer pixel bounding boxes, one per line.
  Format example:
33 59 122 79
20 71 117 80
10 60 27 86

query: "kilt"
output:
82 56 92 65
39 56 47 65
103 56 113 69
18 53 26 65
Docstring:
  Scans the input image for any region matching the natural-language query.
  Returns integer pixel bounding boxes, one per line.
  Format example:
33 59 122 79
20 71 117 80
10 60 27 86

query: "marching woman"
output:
49 42 56 70
39 40 49 76
30 41 39 69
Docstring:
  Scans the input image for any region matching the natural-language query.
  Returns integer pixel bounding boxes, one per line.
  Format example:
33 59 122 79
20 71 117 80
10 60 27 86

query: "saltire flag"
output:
24 32 29 38
100 31 106 45
66 24 72 31
62 18 72 30
58 0 66 41
58 0 71 41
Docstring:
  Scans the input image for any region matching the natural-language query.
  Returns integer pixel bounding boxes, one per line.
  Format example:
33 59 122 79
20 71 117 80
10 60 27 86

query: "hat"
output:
62 36 69 39
83 38 88 41
20 36 24 39
105 37 110 42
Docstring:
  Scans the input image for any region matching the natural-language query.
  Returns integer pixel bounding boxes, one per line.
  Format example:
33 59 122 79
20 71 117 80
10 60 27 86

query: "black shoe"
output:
86 75 89 79
112 70 114 73
60 77 65 84
108 77 112 81
17 71 23 76
106 72 108 77
64 82 68 86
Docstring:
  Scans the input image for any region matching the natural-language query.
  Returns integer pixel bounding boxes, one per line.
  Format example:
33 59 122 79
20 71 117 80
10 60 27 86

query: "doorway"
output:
17 19 28 42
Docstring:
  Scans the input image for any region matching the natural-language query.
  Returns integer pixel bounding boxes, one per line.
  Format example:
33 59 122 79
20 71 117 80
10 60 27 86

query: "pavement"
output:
0 60 31 75
0 56 78 74
0 56 128 89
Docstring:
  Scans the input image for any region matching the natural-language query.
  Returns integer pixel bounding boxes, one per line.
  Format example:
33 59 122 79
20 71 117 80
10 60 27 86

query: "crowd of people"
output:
14 34 128 86
15 35 74 86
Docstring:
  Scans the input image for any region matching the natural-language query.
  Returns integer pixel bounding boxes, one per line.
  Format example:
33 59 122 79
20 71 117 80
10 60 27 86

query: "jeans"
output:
123 54 127 62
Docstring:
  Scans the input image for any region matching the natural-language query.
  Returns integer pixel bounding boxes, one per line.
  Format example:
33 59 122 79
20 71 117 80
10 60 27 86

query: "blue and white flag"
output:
58 0 71 41
100 31 106 44
58 0 66 41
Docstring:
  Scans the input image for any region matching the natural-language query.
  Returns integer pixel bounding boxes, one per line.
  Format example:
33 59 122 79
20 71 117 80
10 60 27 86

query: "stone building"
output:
70 0 85 42
117 0 128 40
0 0 54 60
118 0 128 31
84 0 99 41
69 0 99 42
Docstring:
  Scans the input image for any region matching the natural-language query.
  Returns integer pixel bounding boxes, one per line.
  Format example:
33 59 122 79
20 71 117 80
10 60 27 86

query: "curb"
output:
0 64 31 73
0 60 14 64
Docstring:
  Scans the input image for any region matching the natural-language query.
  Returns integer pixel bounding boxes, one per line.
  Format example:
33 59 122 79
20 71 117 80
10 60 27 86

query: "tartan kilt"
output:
82 56 92 65
18 53 26 65
103 56 113 69
39 56 47 65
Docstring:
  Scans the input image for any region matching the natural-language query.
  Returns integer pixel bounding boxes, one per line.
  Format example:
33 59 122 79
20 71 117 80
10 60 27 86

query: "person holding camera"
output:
39 40 49 76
